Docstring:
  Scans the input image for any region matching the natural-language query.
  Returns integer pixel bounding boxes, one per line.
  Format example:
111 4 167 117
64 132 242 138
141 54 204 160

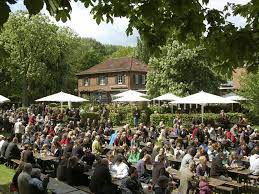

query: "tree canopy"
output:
147 39 223 97
0 12 129 105
1 0 258 71
239 71 259 122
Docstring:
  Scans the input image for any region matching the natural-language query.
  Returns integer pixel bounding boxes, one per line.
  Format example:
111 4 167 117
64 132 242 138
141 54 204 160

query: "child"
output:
199 176 211 194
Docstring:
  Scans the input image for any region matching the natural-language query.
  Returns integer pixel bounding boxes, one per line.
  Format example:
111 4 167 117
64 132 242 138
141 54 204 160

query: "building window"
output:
135 74 139 85
134 74 146 85
83 78 90 86
142 75 146 85
116 74 125 85
97 75 107 85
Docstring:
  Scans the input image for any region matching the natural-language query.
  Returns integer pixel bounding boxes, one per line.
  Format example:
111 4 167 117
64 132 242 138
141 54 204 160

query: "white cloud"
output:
44 2 139 46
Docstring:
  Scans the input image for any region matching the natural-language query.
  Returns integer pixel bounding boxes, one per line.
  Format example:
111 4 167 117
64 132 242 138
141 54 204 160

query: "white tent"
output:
0 95 10 103
36 92 87 102
36 92 87 110
170 91 237 123
152 93 180 101
222 92 247 101
113 95 150 102
114 90 147 97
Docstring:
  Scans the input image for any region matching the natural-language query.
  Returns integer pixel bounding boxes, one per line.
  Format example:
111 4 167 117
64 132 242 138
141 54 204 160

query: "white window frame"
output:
118 74 123 85
99 76 106 85
84 78 89 86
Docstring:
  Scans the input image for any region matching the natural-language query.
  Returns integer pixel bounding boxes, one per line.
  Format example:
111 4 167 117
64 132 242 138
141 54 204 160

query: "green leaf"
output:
24 0 44 15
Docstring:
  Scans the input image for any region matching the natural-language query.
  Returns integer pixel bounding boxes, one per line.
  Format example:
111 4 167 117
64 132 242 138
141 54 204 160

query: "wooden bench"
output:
11 159 21 165
74 186 93 194
224 180 244 188
215 185 234 194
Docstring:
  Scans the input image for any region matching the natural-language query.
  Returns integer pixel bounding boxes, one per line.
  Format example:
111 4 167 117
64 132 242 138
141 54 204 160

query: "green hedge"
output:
150 113 245 127
80 111 100 122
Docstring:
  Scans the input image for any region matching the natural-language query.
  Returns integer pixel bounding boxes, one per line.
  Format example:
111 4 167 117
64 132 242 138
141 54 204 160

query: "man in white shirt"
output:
250 147 259 175
110 154 129 179
14 119 24 143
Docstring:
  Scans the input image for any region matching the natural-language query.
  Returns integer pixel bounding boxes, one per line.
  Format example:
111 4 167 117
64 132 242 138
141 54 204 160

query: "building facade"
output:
77 57 148 103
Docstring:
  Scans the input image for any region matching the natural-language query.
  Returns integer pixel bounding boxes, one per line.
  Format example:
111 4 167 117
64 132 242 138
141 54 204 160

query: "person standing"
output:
14 119 24 143
133 108 140 127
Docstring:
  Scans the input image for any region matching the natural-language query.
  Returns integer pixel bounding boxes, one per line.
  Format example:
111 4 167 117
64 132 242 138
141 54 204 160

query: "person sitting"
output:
152 155 168 187
120 166 144 194
250 148 259 175
210 152 231 181
51 141 62 158
199 176 211 194
1 136 10 158
136 154 151 182
72 139 84 159
56 153 70 181
110 154 129 179
127 146 140 164
92 135 103 156
196 156 209 177
227 151 241 168
236 143 250 157
154 175 172 194
180 147 196 171
194 146 209 161
81 149 96 166
90 158 120 194
65 156 88 186
5 137 20 160
139 142 153 159
173 143 185 159
18 163 32 194
29 168 49 194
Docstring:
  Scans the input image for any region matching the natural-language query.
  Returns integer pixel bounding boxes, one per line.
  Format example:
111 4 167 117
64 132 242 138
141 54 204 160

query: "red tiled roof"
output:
77 57 148 76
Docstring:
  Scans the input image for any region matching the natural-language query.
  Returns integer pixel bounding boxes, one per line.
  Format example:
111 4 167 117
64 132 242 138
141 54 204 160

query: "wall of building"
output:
78 71 147 94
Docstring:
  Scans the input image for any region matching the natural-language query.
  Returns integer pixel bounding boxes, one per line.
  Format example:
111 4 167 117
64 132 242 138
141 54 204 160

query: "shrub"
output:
150 113 245 127
80 111 100 122
109 112 122 126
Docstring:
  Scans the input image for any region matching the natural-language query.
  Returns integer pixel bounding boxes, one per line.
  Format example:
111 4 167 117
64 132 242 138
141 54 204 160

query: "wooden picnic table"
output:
47 177 78 194
167 156 182 163
227 168 252 176
34 152 58 161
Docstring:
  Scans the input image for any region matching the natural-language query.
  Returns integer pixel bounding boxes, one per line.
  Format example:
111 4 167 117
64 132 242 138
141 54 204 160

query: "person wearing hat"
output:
110 154 129 179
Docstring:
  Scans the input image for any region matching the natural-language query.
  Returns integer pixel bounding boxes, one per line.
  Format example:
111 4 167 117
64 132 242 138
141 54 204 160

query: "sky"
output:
10 0 250 46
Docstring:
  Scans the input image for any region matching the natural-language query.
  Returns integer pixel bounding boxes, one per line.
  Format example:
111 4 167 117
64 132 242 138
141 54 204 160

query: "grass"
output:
0 165 15 194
